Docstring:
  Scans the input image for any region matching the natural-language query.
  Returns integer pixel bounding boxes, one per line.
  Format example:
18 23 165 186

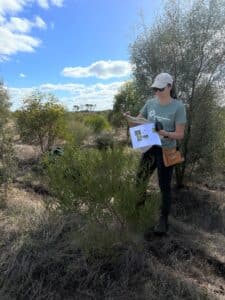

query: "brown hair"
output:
168 83 177 99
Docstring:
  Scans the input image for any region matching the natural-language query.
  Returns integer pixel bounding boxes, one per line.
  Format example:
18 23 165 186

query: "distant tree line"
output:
73 104 96 112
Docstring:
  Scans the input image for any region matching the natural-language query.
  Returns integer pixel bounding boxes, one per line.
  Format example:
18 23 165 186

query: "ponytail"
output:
169 83 177 99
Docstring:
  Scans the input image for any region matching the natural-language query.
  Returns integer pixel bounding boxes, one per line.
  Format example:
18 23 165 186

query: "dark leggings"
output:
136 146 173 217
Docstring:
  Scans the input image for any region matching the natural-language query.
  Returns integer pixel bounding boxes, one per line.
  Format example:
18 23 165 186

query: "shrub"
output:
66 119 92 146
95 131 114 150
16 91 67 152
42 147 160 238
84 114 111 133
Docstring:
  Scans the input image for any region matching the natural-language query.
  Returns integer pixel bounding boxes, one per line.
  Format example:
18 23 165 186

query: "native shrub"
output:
43 146 160 239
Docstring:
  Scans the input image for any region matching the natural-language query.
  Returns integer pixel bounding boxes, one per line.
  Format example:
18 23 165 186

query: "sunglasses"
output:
152 87 165 92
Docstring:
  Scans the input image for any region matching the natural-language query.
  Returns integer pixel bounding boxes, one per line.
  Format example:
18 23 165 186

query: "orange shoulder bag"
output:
162 147 184 167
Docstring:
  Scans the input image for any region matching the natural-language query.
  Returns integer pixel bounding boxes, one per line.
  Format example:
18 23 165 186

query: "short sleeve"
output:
175 102 186 124
139 102 148 119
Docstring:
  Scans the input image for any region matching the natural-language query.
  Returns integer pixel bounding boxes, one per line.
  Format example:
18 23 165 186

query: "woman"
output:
136 72 186 235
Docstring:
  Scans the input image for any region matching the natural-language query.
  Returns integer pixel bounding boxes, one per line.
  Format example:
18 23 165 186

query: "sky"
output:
0 0 163 111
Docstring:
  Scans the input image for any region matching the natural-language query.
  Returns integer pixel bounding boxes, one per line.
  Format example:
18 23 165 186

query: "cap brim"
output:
151 82 166 89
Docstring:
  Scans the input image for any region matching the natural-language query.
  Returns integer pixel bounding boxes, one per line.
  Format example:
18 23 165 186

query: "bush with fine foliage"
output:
42 146 160 239
66 119 92 146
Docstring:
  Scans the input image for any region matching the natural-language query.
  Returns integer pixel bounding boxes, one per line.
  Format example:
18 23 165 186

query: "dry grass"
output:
0 141 225 299
0 188 147 299
0 184 224 299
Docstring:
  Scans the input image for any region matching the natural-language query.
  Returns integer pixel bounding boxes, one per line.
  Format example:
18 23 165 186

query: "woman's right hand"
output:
123 111 131 117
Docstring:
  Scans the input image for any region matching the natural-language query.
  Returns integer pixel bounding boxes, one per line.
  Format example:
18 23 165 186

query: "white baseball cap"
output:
151 73 173 89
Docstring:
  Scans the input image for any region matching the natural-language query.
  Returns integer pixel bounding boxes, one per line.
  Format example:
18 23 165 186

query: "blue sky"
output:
0 0 162 111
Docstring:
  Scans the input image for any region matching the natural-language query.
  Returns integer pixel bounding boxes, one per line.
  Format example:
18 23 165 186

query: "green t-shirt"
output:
140 97 187 148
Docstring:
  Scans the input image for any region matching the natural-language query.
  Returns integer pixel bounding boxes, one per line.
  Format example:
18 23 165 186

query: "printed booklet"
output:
129 123 161 153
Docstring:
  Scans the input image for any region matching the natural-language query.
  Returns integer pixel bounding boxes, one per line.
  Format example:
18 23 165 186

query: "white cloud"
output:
19 73 26 77
62 60 132 79
36 0 64 9
0 0 64 14
5 17 31 33
37 0 49 9
8 81 125 111
0 0 62 60
40 83 85 92
0 0 28 15
0 27 41 55
34 16 47 29
1 15 44 59
8 86 35 109
4 16 46 33
0 15 5 24
39 81 123 95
